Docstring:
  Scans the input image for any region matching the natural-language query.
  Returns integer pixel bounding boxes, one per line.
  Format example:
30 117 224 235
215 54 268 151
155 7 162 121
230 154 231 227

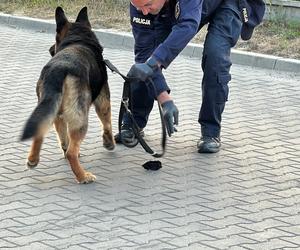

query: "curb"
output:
1 13 299 73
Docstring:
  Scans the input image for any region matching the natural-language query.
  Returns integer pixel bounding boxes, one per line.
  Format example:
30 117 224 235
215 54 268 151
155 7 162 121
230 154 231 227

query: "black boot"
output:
197 136 221 153
114 125 144 147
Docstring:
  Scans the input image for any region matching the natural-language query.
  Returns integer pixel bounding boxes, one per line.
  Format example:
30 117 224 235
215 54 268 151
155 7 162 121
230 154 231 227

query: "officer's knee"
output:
202 42 232 72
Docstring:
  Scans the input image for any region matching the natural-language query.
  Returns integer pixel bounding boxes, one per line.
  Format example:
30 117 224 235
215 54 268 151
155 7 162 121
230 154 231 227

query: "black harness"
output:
104 59 167 158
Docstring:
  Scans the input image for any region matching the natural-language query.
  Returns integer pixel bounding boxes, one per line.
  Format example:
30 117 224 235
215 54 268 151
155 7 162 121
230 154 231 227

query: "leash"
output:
104 59 166 158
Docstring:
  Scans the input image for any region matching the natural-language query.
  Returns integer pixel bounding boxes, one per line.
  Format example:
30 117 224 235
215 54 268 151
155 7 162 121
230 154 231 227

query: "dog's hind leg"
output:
63 76 95 183
66 127 96 184
54 115 69 157
27 136 43 168
94 83 115 151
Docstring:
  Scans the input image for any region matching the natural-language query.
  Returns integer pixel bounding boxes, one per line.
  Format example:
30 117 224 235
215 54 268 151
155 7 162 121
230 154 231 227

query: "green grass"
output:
0 0 127 18
0 0 126 9
0 0 129 29
264 19 300 40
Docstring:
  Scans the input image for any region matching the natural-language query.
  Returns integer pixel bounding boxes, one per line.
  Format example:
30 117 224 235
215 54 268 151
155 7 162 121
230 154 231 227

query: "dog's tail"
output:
20 69 65 141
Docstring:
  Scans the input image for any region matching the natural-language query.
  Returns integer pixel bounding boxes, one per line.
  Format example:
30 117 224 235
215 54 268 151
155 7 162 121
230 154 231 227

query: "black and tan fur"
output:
21 7 115 184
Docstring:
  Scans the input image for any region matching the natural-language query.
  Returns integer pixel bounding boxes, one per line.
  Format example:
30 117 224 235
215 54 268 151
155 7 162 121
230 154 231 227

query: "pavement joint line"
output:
0 12 299 73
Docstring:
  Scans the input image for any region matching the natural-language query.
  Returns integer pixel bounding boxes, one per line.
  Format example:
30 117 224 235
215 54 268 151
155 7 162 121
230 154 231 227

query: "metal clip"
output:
242 7 249 23
122 98 131 113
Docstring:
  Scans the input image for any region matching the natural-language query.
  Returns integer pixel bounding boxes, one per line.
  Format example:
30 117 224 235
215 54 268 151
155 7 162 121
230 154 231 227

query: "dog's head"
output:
49 6 91 56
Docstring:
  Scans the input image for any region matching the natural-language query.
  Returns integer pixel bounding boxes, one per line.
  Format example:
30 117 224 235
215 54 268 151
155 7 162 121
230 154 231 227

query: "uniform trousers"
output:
124 0 243 138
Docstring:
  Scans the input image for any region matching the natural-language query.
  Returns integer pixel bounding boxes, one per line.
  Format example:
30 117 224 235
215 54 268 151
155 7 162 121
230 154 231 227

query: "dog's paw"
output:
78 172 96 184
103 141 115 151
26 159 39 169
103 133 115 151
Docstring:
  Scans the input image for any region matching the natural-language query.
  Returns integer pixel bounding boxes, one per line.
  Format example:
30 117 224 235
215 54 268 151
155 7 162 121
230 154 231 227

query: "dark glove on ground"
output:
161 100 179 137
127 57 158 82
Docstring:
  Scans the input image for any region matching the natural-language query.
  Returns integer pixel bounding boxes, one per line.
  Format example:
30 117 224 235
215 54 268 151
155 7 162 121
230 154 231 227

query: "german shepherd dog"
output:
21 7 115 184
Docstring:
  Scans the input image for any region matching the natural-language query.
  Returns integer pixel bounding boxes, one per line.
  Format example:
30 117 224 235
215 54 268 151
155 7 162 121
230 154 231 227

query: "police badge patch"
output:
175 1 180 19
132 17 151 26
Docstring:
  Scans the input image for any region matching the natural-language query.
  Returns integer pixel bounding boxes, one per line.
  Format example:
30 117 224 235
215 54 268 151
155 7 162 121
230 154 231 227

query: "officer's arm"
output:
152 0 203 69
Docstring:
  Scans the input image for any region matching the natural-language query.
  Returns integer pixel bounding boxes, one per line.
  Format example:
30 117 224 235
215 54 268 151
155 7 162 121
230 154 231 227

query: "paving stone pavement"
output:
0 24 300 250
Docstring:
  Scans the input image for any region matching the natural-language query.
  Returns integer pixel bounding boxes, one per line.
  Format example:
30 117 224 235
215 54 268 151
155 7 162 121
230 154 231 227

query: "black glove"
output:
127 57 158 82
161 100 179 137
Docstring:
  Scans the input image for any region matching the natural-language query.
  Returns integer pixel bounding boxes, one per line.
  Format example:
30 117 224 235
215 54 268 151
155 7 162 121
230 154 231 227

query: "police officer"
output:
115 0 265 153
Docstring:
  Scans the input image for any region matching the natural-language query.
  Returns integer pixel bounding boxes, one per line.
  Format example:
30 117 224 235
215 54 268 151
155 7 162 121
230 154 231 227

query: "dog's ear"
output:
75 7 91 28
49 44 55 57
55 6 68 32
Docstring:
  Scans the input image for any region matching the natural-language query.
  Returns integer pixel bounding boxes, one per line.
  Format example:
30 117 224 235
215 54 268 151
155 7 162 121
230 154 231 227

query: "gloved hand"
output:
161 100 179 137
127 57 159 82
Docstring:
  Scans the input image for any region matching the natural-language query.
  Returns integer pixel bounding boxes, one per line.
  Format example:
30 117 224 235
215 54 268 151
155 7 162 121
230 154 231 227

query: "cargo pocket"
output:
216 73 231 103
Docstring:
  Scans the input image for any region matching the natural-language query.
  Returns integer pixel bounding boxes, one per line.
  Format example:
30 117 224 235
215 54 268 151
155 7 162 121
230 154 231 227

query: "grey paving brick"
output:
0 238 19 249
242 238 299 250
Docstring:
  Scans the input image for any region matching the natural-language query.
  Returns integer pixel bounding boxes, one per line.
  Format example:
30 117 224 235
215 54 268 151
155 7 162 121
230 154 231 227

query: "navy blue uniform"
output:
125 0 265 138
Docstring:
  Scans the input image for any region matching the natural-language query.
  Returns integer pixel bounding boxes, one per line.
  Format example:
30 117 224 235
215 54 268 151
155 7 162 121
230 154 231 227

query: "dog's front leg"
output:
94 83 115 151
54 116 69 156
